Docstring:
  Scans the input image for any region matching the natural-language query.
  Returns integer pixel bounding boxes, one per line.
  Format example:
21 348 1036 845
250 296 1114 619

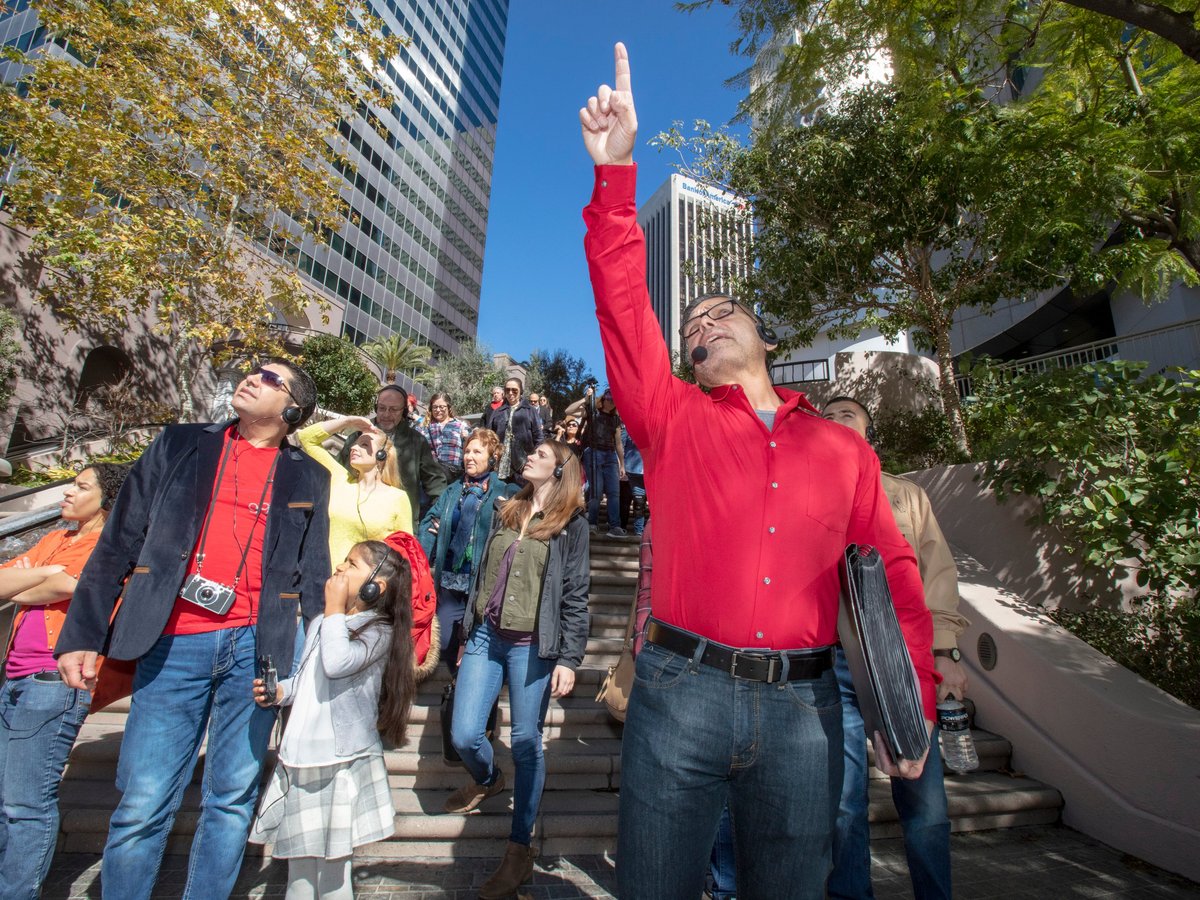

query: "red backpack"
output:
384 530 440 680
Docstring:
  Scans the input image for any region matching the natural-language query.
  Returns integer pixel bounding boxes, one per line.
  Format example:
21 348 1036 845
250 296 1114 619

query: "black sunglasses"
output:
251 366 297 401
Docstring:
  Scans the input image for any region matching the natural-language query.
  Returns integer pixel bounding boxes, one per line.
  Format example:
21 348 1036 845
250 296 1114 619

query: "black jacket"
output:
337 421 447 523
463 508 590 669
56 421 332 676
486 400 544 475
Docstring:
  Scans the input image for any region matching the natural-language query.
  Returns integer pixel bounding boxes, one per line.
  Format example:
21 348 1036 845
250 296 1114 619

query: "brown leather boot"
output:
477 840 537 898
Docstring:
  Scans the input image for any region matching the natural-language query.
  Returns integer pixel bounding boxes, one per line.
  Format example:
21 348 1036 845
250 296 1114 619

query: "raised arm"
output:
580 44 683 453
297 418 373 479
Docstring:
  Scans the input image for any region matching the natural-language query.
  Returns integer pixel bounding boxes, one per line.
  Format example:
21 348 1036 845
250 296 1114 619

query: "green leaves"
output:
969 360 1200 601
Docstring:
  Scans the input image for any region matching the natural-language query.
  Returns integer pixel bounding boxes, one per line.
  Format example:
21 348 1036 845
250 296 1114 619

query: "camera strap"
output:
193 436 279 590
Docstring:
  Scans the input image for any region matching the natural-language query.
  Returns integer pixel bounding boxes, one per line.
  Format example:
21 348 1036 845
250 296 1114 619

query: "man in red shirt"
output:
57 360 331 900
579 45 937 899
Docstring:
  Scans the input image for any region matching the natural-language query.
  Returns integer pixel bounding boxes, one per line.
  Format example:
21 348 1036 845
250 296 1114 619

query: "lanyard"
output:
194 436 278 590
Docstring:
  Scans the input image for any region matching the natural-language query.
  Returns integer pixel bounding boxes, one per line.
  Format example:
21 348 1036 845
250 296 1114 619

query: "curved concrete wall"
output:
908 464 1200 880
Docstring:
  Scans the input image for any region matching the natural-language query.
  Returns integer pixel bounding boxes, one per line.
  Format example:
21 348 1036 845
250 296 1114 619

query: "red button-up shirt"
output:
584 164 936 719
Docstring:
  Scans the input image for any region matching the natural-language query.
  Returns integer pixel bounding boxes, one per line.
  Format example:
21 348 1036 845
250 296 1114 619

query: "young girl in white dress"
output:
250 540 416 899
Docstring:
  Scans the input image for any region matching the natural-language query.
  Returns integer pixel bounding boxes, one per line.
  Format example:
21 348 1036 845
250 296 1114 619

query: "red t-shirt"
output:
165 427 278 635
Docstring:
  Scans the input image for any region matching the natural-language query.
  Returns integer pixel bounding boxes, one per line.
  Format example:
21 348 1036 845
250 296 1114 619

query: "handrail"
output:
957 317 1200 397
0 505 62 539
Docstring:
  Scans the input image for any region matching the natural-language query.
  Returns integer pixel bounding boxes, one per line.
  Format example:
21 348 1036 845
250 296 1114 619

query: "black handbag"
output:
439 681 501 764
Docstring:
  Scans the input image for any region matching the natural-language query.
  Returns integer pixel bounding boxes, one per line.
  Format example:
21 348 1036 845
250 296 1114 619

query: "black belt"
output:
646 619 833 683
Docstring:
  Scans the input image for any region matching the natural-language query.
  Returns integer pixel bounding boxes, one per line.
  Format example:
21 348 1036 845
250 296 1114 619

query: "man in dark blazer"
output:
57 359 331 900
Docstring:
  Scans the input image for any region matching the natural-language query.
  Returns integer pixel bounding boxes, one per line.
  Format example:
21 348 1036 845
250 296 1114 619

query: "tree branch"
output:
1060 0 1200 62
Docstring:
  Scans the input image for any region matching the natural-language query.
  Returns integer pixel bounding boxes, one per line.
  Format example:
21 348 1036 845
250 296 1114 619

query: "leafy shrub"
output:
1050 598 1199 709
299 334 379 416
966 360 1200 596
874 404 968 474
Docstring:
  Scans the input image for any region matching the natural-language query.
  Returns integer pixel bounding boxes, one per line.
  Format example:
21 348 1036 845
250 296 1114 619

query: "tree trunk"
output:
1175 236 1200 276
933 325 971 456
174 334 196 423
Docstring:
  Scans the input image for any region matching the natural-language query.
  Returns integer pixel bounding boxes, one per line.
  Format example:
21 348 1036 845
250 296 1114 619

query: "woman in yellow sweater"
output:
297 416 413 567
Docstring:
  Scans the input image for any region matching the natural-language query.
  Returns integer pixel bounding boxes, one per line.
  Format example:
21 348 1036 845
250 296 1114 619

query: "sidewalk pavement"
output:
40 825 1200 899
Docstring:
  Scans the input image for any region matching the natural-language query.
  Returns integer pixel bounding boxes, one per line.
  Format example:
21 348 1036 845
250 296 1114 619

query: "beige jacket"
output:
881 473 969 650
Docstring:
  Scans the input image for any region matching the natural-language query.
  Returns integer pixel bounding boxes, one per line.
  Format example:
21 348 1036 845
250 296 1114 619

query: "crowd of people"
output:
0 40 978 900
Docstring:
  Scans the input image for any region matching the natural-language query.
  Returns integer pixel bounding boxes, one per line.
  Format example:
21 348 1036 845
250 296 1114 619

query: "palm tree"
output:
362 334 434 386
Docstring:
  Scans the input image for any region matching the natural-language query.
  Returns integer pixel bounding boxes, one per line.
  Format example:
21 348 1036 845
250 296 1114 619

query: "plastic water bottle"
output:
936 695 979 773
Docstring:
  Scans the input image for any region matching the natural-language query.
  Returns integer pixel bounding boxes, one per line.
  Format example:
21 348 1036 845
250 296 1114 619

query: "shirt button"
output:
763 577 771 585
601 180 608 188
769 441 777 448
507 596 514 602
768 527 776 534
771 482 778 489
756 631 764 639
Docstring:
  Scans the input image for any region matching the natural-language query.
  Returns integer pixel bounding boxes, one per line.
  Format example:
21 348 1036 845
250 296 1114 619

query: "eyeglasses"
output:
251 366 297 401
682 298 742 341
375 405 405 414
431 404 449 411
504 388 520 394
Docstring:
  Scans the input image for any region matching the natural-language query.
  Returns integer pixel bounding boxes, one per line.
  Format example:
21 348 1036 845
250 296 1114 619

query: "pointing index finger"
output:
614 41 631 94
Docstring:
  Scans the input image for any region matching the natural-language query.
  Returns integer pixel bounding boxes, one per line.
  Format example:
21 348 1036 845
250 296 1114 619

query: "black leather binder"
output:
838 544 930 763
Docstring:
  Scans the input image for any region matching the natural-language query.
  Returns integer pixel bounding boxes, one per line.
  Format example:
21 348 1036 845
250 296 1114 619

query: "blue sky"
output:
475 1 748 387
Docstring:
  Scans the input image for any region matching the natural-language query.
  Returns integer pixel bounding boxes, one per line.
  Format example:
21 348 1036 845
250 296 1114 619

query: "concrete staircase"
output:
55 535 1062 858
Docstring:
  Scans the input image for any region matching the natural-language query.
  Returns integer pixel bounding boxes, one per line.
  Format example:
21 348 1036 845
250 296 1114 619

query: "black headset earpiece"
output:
866 424 878 444
553 462 564 480
756 319 779 346
282 405 303 426
358 552 388 605
375 434 391 463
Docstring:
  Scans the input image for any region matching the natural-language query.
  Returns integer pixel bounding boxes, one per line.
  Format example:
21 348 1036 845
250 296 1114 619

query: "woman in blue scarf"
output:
418 428 517 674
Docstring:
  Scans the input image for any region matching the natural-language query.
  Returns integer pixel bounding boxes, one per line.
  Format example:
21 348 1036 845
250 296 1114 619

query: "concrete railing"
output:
908 464 1200 881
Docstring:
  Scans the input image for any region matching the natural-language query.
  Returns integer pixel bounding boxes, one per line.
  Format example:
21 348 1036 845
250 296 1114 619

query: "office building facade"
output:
637 174 753 358
0 0 509 361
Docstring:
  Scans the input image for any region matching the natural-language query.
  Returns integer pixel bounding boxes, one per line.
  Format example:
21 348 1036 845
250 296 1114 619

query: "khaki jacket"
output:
881 473 969 650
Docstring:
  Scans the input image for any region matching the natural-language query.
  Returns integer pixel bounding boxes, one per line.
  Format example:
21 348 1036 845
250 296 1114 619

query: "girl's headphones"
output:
553 462 564 480
358 552 388 605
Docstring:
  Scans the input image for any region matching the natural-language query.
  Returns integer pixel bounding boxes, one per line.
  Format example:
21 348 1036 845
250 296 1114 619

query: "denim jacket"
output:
418 475 518 587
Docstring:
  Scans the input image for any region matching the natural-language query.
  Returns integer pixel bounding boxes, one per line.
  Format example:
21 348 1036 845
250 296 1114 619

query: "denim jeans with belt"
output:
828 649 951 900
617 639 843 900
101 625 274 900
0 673 90 900
450 619 555 846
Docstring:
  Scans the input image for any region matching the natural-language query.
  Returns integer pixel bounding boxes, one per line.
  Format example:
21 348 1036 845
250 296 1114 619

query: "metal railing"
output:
956 317 1200 398
770 358 831 384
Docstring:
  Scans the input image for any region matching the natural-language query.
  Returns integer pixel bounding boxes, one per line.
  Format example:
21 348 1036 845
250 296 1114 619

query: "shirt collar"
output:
708 383 820 417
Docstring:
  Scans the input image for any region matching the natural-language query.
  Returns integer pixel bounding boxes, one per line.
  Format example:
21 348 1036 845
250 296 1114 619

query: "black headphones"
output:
751 302 779 346
358 551 388 605
375 433 391 463
553 462 564 480
282 405 303 426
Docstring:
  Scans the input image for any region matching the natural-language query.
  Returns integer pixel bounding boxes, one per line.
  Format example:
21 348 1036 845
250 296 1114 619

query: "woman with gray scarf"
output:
417 428 517 674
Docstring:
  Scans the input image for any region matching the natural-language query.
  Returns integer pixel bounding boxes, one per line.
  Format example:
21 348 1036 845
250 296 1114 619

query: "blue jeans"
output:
828 650 951 900
450 619 555 846
584 448 621 528
707 804 737 899
102 626 274 900
617 640 843 900
0 674 90 900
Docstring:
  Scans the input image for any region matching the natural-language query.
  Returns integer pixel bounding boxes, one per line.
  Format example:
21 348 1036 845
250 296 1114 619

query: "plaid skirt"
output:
249 755 395 859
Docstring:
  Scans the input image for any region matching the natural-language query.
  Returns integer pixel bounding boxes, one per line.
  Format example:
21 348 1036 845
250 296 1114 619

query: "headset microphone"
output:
690 345 708 364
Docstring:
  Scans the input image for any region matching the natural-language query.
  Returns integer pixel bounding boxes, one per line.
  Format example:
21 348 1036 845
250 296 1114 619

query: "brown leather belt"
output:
646 618 834 683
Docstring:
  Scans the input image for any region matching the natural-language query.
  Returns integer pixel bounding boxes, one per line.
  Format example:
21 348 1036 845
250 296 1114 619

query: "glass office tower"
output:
0 0 510 359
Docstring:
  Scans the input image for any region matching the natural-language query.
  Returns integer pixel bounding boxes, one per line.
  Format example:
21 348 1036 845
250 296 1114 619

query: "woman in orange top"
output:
0 463 129 898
